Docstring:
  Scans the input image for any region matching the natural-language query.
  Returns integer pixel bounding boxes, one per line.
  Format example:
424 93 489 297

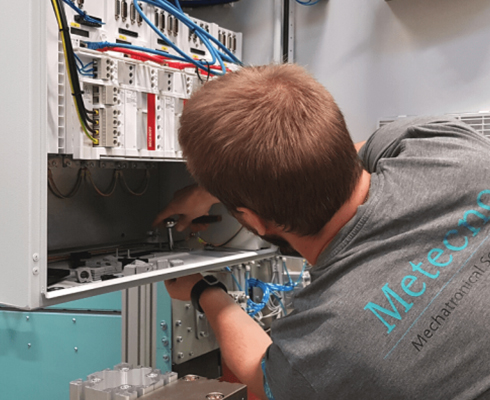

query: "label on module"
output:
147 94 156 151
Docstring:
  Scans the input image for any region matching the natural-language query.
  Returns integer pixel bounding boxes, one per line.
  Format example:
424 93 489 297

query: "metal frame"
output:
122 283 157 368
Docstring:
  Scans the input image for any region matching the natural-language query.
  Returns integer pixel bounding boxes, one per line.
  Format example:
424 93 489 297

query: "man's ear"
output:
236 207 267 236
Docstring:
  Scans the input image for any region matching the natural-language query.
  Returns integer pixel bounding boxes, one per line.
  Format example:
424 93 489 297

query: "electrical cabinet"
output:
0 0 278 310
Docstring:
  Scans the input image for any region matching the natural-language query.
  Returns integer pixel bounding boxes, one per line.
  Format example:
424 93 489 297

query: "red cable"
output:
98 47 168 64
97 47 229 74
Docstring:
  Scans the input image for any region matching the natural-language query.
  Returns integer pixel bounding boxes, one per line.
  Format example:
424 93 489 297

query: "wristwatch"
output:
191 275 227 313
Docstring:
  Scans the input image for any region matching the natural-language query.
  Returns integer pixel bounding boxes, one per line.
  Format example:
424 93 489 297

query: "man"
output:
154 64 490 399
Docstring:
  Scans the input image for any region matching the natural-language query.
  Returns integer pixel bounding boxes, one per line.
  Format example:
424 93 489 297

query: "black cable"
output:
53 0 97 132
196 59 211 83
282 0 290 63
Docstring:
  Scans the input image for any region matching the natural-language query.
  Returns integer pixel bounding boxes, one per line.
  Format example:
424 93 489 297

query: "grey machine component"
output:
139 375 247 400
172 299 220 365
69 363 178 400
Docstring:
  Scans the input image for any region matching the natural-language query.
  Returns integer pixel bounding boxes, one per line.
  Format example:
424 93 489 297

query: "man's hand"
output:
164 273 203 301
153 184 220 232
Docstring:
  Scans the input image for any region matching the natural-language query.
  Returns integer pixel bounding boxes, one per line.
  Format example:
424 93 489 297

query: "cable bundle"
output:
62 0 105 25
86 0 241 76
245 261 307 318
51 0 99 144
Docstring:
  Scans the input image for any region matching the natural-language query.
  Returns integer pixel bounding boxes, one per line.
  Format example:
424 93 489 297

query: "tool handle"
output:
191 215 222 224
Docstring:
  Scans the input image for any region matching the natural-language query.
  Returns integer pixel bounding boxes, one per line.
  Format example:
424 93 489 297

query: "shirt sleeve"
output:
263 343 317 400
358 116 483 173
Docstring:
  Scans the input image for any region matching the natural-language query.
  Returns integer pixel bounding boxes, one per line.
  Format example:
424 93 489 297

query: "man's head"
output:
179 64 362 237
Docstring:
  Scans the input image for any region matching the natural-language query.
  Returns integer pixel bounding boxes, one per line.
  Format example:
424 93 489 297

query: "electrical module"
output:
47 0 243 161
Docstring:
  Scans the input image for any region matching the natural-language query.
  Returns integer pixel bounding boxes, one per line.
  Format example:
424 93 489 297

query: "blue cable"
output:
133 1 207 65
246 278 272 317
74 53 95 77
138 0 241 71
134 0 226 75
85 41 191 63
296 0 320 5
173 0 183 13
225 267 243 291
148 0 231 69
62 0 105 25
245 261 308 317
150 0 238 62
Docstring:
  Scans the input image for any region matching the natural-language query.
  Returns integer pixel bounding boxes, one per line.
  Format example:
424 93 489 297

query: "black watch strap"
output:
191 275 227 313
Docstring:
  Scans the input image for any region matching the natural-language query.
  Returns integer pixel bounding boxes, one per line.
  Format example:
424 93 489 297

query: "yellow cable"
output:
51 0 99 145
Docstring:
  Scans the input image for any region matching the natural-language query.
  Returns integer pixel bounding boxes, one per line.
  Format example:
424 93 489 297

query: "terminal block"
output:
102 85 121 106
99 107 121 147
96 57 117 81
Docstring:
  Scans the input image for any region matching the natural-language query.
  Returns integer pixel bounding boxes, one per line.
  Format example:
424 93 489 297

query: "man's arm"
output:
165 275 272 400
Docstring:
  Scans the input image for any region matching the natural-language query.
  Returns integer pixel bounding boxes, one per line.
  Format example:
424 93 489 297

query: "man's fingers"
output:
175 216 192 232
153 208 175 227
190 223 209 233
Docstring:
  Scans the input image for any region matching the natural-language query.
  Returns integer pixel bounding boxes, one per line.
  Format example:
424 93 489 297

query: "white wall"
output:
295 0 490 141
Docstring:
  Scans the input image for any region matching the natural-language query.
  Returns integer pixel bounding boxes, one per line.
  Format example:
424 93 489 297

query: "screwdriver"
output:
164 215 222 251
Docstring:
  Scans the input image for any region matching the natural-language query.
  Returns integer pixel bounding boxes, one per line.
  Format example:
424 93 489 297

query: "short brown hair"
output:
179 64 362 236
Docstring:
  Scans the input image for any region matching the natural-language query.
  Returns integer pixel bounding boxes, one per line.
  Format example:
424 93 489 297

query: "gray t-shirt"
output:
264 116 490 399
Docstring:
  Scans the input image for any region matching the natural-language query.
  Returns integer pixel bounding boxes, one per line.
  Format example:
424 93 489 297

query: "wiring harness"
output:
48 168 151 198
51 0 243 146
51 0 100 144
227 261 308 319
84 0 242 76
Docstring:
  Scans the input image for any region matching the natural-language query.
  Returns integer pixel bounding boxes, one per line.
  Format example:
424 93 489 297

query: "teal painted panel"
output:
48 291 122 311
0 311 121 400
155 282 172 373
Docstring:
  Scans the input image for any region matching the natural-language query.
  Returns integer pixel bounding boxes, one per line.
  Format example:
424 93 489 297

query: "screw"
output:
163 355 170 361
160 321 168 331
176 336 183 343
175 320 182 327
199 331 206 337
74 347 78 352
189 351 194 357
72 318 76 323
161 338 169 346
32 253 39 262
185 304 191 310
177 352 184 359
27 343 31 348
26 316 29 321
187 327 192 333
